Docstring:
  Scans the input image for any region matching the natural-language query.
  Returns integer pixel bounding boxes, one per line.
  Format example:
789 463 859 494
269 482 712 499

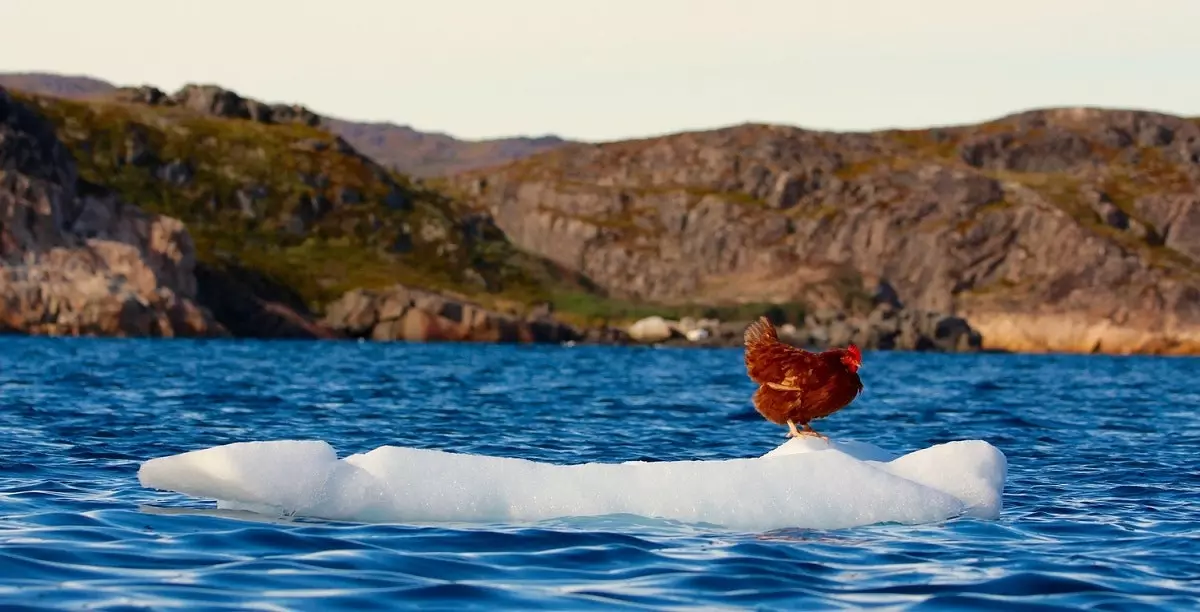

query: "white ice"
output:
137 437 1007 532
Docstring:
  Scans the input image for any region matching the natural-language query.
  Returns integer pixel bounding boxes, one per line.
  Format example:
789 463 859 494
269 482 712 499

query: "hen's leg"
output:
785 420 802 438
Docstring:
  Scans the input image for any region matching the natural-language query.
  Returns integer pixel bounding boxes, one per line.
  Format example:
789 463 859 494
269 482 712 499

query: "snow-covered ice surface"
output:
138 436 1006 531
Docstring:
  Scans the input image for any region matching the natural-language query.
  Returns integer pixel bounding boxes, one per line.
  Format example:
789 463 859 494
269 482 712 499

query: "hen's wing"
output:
743 316 824 388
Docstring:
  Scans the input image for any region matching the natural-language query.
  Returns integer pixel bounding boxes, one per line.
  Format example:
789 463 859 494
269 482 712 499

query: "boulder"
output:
627 316 682 343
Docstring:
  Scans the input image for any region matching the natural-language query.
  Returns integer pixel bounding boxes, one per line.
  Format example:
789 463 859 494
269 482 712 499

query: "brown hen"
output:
743 316 864 439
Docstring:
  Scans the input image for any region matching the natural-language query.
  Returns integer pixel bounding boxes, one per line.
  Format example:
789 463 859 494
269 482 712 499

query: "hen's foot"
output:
785 421 829 440
787 432 829 440
802 423 829 441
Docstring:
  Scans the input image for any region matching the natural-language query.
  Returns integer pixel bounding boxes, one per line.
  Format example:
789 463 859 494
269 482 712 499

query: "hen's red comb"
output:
847 344 862 361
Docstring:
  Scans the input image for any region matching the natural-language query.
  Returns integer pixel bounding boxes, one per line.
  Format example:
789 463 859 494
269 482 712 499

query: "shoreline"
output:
7 330 1200 358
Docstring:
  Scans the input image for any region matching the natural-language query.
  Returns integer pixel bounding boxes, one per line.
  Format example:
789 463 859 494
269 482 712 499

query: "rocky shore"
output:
323 284 581 344
623 303 983 352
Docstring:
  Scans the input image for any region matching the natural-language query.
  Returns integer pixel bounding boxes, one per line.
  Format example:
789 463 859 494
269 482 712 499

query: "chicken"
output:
743 316 864 440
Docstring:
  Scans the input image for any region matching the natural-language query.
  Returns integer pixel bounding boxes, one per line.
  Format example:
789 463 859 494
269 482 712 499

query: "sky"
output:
4 0 1199 142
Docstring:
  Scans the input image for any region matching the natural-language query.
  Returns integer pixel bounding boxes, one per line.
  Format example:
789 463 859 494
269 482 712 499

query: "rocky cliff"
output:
448 108 1200 354
0 87 223 337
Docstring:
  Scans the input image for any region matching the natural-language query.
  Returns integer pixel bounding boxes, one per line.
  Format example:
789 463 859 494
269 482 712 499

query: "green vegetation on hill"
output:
17 91 587 315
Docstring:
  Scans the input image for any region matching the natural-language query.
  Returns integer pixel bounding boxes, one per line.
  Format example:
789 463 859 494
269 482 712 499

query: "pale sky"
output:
4 0 1198 141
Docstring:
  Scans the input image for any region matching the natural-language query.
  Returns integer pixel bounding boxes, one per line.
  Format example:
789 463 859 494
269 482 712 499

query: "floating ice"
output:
137 437 1006 532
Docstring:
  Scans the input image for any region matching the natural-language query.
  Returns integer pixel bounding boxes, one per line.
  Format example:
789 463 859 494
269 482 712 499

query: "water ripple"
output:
0 339 1198 609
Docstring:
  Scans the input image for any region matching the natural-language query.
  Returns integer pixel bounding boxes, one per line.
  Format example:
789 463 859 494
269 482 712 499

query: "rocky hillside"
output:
0 73 572 177
5 84 600 338
3 78 842 346
448 109 1200 355
0 88 223 337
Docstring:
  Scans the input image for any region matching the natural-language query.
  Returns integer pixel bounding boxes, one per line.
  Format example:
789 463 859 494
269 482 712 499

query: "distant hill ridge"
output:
0 72 572 177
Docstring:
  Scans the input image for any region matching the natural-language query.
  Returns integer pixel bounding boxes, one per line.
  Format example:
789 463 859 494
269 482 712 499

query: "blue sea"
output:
0 338 1197 610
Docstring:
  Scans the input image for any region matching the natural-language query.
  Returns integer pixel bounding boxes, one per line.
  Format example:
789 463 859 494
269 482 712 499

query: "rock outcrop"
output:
112 84 322 128
323 285 582 344
112 81 572 178
192 262 339 339
452 108 1200 354
0 87 224 337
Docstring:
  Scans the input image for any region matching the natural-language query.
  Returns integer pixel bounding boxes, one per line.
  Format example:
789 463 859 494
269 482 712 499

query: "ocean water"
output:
0 338 1197 611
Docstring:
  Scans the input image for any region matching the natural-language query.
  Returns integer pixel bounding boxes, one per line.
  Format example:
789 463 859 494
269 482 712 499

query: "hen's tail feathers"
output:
744 316 779 348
